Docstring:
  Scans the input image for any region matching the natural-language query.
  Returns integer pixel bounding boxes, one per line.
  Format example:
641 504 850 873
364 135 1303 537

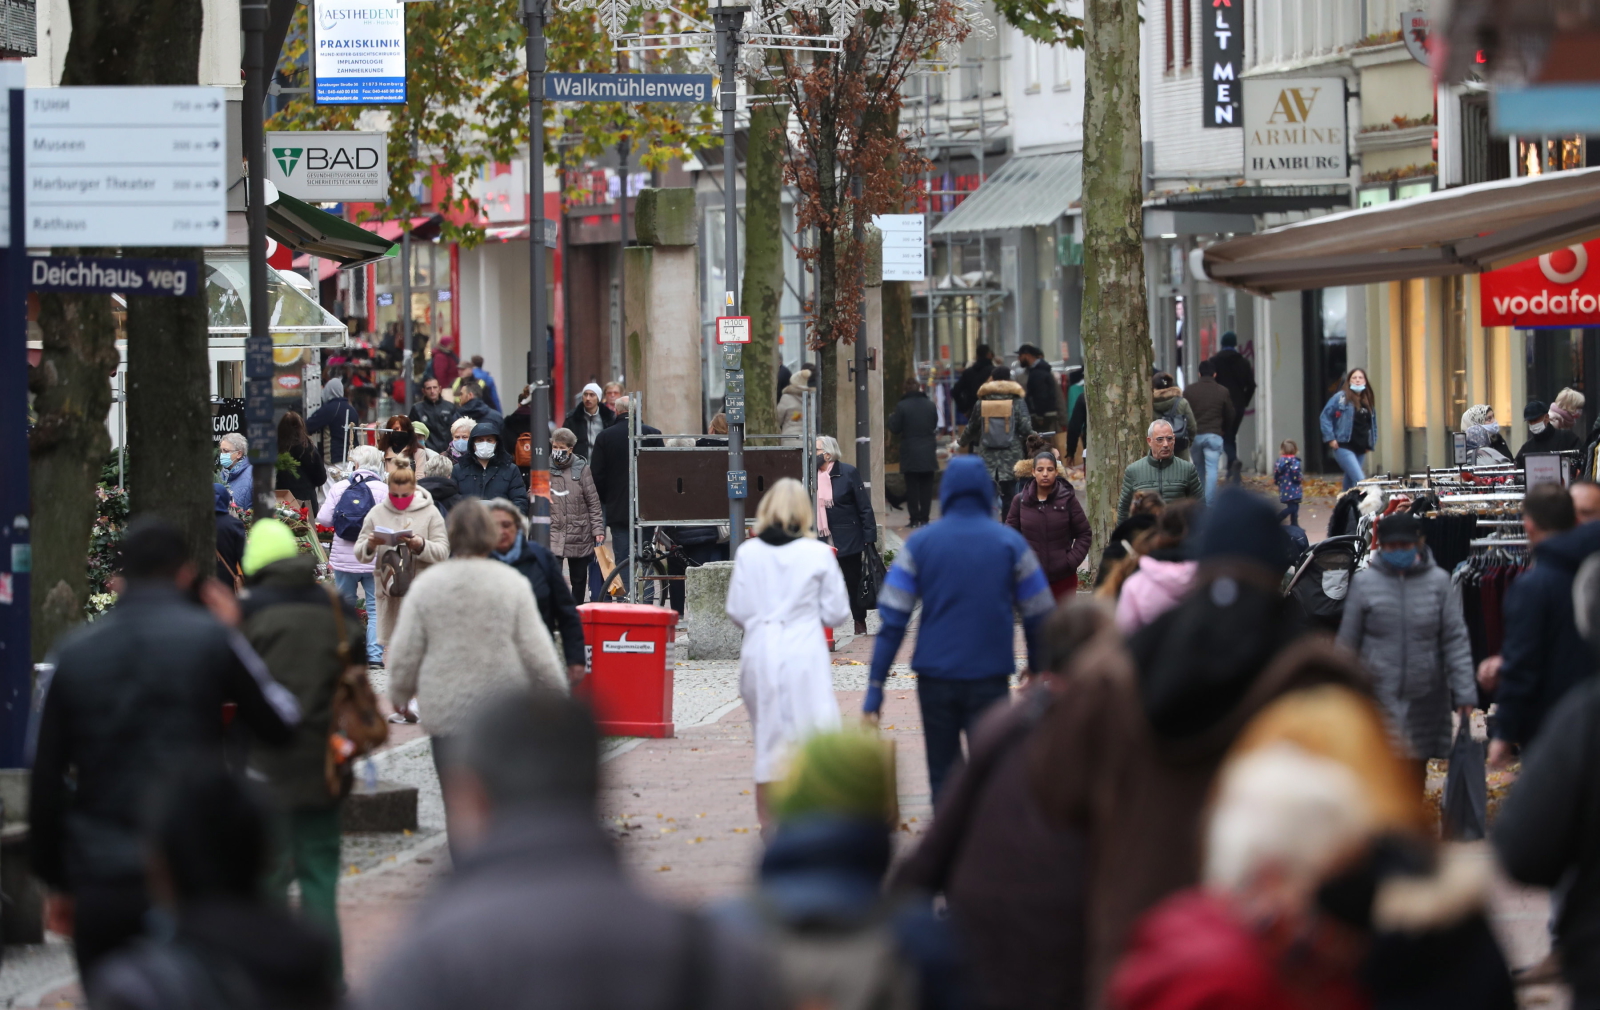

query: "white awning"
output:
930 153 1082 237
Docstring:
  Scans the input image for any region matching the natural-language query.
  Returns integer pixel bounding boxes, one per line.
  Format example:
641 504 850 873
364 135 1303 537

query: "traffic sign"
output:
24 86 227 246
30 255 198 296
546 74 713 103
716 315 751 344
724 393 745 424
873 213 925 281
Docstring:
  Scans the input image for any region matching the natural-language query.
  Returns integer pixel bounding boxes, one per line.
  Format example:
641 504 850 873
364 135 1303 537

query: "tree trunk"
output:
740 84 786 439
819 340 838 439
1079 0 1150 564
30 294 118 659
881 281 914 468
126 252 215 574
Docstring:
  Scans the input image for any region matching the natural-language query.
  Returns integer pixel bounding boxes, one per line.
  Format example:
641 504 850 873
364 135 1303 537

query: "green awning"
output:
267 192 396 267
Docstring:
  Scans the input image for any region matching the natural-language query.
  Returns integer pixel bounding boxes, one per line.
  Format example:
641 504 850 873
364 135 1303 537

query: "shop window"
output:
1302 287 1348 474
1461 94 1511 185
1517 136 1585 176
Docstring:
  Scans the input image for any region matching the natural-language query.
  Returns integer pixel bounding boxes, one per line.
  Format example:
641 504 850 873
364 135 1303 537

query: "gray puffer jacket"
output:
1336 545 1475 759
549 455 604 559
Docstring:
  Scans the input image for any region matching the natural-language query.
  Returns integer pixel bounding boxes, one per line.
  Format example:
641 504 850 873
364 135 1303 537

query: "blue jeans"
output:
1331 447 1366 490
916 674 1012 800
1192 432 1225 504
333 570 382 664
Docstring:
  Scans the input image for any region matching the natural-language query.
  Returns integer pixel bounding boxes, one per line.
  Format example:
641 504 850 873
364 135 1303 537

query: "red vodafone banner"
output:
1481 240 1600 327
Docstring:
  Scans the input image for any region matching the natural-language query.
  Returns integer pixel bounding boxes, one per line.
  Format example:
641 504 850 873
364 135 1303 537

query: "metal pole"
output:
852 172 869 478
2 87 31 766
401 131 416 413
618 128 628 376
526 0 552 544
716 5 747 556
242 0 276 522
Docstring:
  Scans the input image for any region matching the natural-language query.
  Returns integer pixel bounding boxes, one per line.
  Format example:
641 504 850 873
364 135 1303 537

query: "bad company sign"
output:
1242 77 1347 180
1481 241 1600 328
267 131 388 202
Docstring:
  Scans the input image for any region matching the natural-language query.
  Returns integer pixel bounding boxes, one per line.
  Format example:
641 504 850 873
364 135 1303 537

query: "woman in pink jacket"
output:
1115 502 1198 634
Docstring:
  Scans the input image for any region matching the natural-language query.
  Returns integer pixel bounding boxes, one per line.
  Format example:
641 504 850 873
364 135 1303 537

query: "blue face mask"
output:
1379 547 1418 570
451 438 469 454
219 451 234 470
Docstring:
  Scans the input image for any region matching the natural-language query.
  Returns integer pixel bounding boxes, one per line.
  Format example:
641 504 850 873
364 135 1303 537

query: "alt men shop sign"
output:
1481 240 1600 328
1242 78 1347 180
267 130 388 202
1202 0 1242 127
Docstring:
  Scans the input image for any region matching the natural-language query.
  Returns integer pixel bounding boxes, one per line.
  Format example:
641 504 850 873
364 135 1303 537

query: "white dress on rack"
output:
726 535 852 783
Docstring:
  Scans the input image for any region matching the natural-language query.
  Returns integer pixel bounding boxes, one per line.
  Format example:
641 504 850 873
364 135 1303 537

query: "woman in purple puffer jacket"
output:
1005 451 1092 600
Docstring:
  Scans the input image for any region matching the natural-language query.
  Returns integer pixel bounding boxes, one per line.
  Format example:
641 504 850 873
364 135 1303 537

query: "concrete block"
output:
635 188 698 247
342 779 419 833
686 561 742 660
624 243 703 437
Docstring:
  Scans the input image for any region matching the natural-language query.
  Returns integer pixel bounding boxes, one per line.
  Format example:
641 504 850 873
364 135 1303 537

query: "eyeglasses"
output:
1151 436 1175 444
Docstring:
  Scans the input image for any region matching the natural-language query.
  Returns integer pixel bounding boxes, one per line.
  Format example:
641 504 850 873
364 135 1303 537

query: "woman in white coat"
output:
726 477 852 830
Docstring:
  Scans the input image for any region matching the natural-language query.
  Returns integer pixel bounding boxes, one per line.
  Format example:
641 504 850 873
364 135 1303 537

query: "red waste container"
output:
575 602 679 738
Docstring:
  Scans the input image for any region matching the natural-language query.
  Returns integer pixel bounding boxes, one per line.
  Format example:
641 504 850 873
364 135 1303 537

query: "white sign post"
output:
267 130 388 202
314 0 406 105
24 86 228 247
1242 77 1348 182
0 62 23 248
873 213 925 282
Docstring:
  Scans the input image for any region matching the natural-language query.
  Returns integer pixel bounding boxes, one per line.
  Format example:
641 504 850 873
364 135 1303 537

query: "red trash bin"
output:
575 602 679 738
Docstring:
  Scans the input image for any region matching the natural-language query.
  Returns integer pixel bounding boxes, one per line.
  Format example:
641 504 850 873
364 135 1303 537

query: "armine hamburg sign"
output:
1481 241 1600 328
1242 77 1347 181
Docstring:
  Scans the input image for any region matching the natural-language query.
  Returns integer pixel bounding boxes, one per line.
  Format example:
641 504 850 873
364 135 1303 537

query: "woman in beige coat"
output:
354 461 450 651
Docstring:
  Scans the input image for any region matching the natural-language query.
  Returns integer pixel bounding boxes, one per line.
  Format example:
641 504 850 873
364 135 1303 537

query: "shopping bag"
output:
1442 718 1488 841
858 546 887 612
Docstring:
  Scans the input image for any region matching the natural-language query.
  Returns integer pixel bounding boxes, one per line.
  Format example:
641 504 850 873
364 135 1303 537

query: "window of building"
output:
1461 94 1512 185
1165 0 1176 73
1025 38 1040 92
1053 41 1072 90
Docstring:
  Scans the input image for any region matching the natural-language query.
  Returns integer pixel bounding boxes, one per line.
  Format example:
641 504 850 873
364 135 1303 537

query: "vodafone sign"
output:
1481 240 1600 327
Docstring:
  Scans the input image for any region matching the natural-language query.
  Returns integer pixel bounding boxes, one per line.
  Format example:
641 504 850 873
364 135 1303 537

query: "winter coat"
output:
1319 390 1376 449
492 535 586 669
549 455 604 558
776 381 810 439
316 468 389 574
894 685 1088 1010
1273 455 1303 503
386 558 565 737
275 439 327 506
820 459 876 558
1114 556 1198 635
1030 580 1362 1005
953 356 995 417
1495 676 1600 1003
215 484 246 586
1151 387 1196 460
361 811 782 1010
354 484 451 646
561 402 616 462
1494 521 1600 746
1005 478 1091 585
1208 348 1256 428
428 347 459 388
1516 424 1582 471
887 390 939 473
419 475 461 520
962 380 1034 486
453 424 529 513
28 582 297 889
453 396 505 432
1023 358 1062 426
590 413 663 528
305 396 359 464
409 396 457 453
1337 546 1475 759
221 457 253 512
726 531 851 782
241 555 366 810
1116 454 1202 522
1180 376 1234 438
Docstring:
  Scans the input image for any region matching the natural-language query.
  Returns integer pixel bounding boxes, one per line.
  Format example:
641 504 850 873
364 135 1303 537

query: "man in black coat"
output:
887 378 939 527
561 382 615 462
589 396 662 566
29 518 299 982
305 378 360 464
409 377 457 453
214 483 246 587
453 422 529 513
952 344 996 420
1016 345 1062 433
453 379 504 431
1208 331 1256 479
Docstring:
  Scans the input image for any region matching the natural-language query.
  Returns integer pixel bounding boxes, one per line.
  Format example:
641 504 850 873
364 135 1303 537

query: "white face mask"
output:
474 441 496 459
1350 382 1367 393
1530 421 1548 435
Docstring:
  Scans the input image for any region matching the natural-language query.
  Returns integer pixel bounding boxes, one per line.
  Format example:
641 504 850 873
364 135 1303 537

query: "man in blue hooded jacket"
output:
865 455 1054 798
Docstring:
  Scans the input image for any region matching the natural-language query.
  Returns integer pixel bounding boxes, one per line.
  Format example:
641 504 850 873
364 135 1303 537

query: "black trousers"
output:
904 471 935 525
837 551 868 622
565 556 589 604
74 877 150 988
997 479 1017 513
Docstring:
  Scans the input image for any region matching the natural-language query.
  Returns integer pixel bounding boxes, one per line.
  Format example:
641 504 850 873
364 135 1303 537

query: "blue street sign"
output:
546 74 713 103
29 255 199 296
727 470 748 499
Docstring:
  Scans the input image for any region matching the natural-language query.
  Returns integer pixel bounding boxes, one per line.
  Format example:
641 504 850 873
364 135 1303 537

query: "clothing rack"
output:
1471 537 1528 547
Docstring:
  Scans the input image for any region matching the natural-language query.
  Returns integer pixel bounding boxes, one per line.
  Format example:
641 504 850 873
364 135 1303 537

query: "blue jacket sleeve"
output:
1495 574 1550 745
1319 393 1341 444
1012 545 1054 672
866 550 920 712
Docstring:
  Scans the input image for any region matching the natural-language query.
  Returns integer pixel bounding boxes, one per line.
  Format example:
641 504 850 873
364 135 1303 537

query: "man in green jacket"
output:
240 519 366 985
1117 419 1203 521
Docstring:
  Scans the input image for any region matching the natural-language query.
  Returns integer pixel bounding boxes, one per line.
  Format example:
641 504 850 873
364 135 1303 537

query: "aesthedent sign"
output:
1481 241 1600 327
313 0 405 105
267 131 388 202
1242 77 1347 181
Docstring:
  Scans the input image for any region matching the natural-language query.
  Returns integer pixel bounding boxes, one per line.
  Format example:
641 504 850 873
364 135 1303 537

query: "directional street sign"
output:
29 255 199 296
24 86 227 247
546 74 713 103
873 213 925 282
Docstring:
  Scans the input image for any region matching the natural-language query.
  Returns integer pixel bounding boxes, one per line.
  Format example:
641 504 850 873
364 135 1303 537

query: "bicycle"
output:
599 528 705 605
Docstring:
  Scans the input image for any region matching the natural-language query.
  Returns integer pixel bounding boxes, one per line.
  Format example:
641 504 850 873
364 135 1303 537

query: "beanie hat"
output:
1195 488 1290 573
771 731 898 826
1221 331 1238 348
241 519 299 576
411 420 430 439
1376 513 1422 544
1524 400 1549 422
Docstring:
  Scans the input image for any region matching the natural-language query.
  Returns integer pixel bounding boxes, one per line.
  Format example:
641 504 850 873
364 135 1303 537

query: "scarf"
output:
491 534 527 565
817 461 834 539
1551 404 1577 429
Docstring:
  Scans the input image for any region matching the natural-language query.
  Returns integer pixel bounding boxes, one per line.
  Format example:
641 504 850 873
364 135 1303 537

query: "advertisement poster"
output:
314 0 405 105
267 130 388 201
1480 240 1600 328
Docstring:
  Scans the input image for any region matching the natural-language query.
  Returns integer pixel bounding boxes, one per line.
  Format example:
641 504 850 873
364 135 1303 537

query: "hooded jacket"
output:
549 453 604 558
868 457 1053 697
1494 521 1600 746
1022 358 1062 423
419 474 461 519
453 396 505 431
1005 477 1091 584
305 381 359 464
453 422 529 512
776 378 812 439
1114 555 1198 635
961 380 1034 485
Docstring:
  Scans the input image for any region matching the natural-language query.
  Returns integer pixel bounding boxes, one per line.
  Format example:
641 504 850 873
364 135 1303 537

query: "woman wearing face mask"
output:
1319 368 1377 490
451 422 529 513
1336 513 1476 763
354 461 451 658
546 427 605 603
1459 404 1513 461
446 417 475 463
815 435 877 636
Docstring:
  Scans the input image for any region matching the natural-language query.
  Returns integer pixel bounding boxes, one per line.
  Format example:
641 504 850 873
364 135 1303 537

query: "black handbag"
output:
1442 719 1487 841
861 546 888 611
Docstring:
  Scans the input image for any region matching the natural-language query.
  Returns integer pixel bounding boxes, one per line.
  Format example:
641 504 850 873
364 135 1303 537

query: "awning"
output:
1200 167 1600 293
267 193 398 267
930 153 1082 237
1149 184 1349 216
206 252 350 348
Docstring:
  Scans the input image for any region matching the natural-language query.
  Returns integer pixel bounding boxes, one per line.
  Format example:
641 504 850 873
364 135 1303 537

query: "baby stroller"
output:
1285 534 1364 631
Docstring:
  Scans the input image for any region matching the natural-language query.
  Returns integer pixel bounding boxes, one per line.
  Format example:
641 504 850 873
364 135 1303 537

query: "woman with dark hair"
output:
1006 451 1091 600
1319 367 1377 490
274 410 326 507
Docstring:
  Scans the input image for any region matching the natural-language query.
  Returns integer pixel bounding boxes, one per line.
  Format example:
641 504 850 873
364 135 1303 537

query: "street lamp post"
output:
714 2 747 556
525 0 552 547
242 0 276 522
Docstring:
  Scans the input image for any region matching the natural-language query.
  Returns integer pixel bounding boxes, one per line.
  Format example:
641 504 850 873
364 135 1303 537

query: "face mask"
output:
1530 422 1547 435
1483 421 1500 435
553 449 572 464
452 438 469 454
1379 547 1417 570
474 441 496 459
219 451 234 469
389 494 415 511
1350 383 1367 393
817 455 829 469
